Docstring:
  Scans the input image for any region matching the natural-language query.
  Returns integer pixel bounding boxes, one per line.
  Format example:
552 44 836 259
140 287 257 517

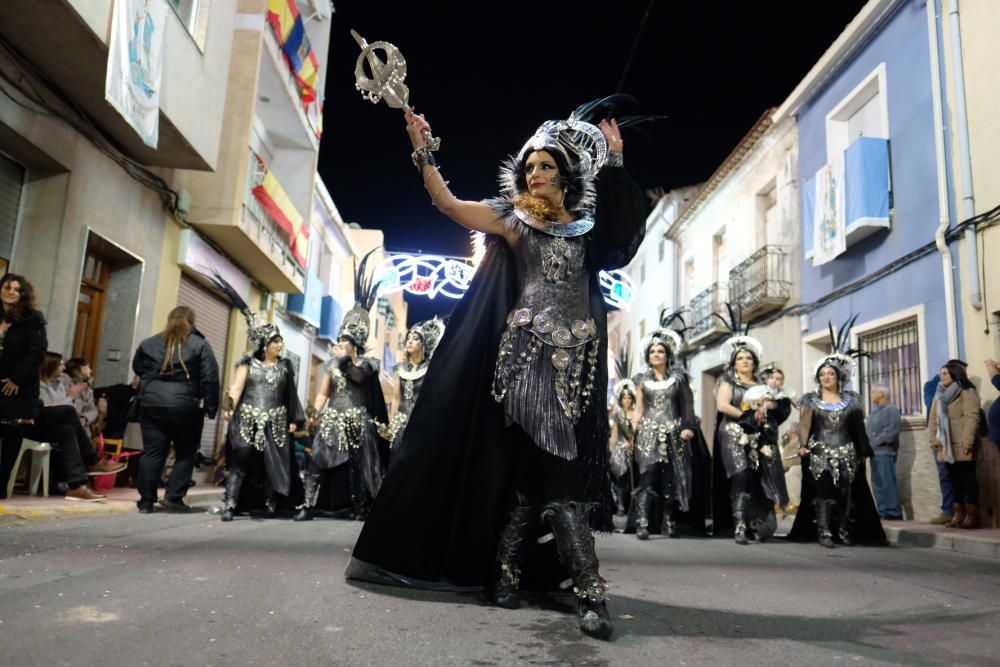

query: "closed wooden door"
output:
72 252 110 370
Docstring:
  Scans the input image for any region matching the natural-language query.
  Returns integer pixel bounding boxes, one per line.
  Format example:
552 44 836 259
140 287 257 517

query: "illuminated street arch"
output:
376 253 635 310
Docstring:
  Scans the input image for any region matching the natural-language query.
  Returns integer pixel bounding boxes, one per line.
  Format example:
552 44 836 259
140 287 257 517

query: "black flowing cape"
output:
786 393 887 545
346 166 645 590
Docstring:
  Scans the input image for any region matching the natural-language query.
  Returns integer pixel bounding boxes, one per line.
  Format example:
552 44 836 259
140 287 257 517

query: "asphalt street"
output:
1 504 998 666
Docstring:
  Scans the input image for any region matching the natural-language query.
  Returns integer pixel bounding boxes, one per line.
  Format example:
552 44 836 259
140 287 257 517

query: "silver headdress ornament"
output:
408 316 446 358
613 345 636 400
715 303 764 364
339 247 381 351
516 119 608 181
813 315 868 382
203 271 280 351
642 309 688 360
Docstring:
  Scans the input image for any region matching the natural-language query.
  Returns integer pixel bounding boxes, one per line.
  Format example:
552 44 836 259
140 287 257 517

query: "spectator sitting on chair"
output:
39 352 125 480
866 384 903 520
60 357 99 435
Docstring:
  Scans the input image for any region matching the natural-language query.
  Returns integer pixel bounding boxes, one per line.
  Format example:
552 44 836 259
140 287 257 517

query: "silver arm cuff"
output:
606 151 624 168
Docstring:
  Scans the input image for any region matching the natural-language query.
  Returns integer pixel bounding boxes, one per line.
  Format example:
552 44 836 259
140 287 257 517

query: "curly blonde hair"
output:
511 192 562 222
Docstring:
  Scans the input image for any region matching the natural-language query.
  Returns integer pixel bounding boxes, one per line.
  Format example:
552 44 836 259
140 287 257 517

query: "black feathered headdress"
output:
813 314 869 382
643 308 688 360
204 270 280 351
339 247 381 350
715 303 763 365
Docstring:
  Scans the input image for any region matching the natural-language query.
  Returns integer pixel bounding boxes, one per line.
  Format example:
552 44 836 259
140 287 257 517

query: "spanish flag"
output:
251 166 310 268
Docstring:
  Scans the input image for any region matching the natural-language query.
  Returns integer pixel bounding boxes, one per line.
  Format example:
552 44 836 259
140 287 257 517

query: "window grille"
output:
858 317 921 416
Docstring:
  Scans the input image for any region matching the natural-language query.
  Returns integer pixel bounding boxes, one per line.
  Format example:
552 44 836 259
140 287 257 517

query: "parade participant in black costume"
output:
631 318 698 539
788 317 886 547
206 275 305 522
608 356 636 517
385 317 445 451
712 307 788 544
296 251 389 522
346 96 646 640
753 364 794 510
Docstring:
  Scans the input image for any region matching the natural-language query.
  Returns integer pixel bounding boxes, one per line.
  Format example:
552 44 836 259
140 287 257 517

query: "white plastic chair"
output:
5 439 51 498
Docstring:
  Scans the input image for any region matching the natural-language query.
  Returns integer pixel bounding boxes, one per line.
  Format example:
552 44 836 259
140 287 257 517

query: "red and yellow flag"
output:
252 167 309 268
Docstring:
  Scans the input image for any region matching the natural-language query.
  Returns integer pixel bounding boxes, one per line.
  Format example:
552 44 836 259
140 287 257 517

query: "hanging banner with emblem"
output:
105 0 168 148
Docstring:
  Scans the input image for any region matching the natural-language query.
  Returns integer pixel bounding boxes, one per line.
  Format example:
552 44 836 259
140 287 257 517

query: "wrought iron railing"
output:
244 148 305 283
728 245 790 317
688 282 728 342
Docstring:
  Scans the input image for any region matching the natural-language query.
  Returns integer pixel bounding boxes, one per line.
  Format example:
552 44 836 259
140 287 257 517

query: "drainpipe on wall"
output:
927 0 960 358
948 0 982 310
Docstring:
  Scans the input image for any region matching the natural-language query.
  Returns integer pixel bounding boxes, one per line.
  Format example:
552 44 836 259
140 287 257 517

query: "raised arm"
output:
405 108 511 240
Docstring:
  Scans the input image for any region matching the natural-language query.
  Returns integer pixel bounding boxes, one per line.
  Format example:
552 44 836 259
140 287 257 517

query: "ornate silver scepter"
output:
351 29 441 151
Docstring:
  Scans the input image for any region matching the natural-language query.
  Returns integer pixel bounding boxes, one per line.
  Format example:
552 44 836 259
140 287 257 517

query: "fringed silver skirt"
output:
492 327 598 461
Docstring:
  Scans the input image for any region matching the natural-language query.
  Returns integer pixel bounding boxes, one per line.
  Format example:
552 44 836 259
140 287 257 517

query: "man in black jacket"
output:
131 306 220 513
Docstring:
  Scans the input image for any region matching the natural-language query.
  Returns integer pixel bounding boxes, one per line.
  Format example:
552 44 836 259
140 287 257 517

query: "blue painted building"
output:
778 0 954 413
773 0 959 519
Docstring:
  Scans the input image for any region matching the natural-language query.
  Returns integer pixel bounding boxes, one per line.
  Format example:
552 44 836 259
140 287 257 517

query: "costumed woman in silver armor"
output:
209 274 305 522
296 251 389 522
712 307 786 544
347 96 646 641
631 320 697 539
788 318 886 547
608 372 636 517
386 318 445 451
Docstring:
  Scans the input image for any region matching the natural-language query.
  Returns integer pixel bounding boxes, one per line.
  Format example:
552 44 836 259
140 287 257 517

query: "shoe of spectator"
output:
159 498 193 513
928 513 953 525
65 486 105 502
88 459 127 476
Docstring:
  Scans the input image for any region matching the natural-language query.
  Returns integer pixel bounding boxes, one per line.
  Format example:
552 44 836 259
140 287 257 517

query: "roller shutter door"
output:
0 153 24 264
178 273 231 457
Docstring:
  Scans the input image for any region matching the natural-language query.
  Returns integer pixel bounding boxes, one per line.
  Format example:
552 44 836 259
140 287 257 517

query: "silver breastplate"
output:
325 360 368 412
508 226 595 349
241 360 288 410
641 376 680 423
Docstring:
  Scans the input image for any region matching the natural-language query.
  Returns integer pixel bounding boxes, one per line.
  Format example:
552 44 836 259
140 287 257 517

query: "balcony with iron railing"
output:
727 245 791 319
238 148 306 293
687 282 729 344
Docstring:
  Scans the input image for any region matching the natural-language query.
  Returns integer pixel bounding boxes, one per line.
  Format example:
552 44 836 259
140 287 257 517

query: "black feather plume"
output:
204 270 253 323
354 247 381 311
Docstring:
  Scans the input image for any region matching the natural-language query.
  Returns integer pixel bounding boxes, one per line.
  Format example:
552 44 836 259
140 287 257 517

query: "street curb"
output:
0 490 224 522
885 525 1000 559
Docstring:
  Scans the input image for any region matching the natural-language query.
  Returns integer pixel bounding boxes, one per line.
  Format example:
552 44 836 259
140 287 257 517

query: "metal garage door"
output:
177 273 231 457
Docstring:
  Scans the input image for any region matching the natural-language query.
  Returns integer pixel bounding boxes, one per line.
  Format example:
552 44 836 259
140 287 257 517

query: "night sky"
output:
319 1 868 324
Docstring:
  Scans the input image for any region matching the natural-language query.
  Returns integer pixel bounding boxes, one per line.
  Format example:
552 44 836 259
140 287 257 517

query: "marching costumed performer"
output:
787 317 886 547
385 317 446 451
608 348 636 516
345 93 646 640
297 249 389 522
630 314 700 539
711 305 784 544
208 274 305 522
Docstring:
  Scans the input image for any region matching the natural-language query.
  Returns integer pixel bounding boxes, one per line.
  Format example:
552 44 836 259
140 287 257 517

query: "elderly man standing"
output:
867 384 903 520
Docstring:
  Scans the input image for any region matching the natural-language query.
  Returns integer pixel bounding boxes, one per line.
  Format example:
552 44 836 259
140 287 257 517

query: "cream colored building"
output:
936 0 1000 525
608 185 698 381
666 112 801 440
